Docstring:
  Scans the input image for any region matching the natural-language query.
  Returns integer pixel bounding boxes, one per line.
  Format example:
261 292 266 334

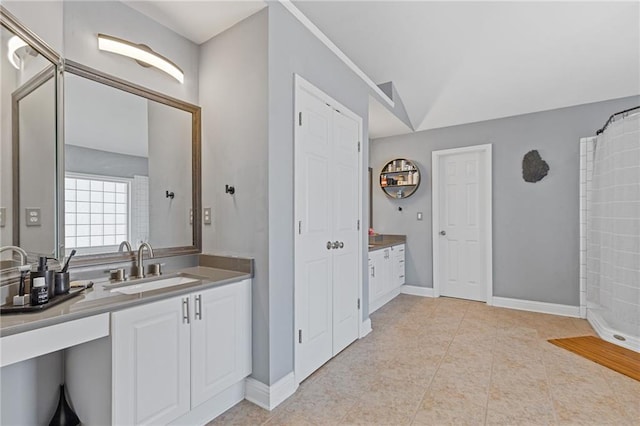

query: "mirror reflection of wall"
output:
64 73 193 256
1 24 57 262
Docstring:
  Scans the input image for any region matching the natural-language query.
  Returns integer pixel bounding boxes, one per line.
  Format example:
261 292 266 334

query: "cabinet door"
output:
370 249 390 301
393 244 406 287
112 296 191 425
368 255 377 307
191 279 252 408
382 248 394 295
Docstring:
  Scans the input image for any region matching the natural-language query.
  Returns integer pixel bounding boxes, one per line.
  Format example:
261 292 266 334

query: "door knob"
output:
339 242 344 249
440 230 446 236
332 241 340 249
326 241 332 250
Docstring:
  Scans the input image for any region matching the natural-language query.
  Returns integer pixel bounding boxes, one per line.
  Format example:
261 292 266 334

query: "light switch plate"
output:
203 208 212 225
26 208 41 226
417 212 423 221
0 207 5 227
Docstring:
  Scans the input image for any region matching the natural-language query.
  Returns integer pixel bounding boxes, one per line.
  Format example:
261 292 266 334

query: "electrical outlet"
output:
203 208 212 225
0 207 5 227
25 208 41 226
417 212 423 221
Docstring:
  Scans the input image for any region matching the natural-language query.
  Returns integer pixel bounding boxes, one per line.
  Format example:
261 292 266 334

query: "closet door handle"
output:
332 241 340 249
339 242 344 249
326 241 332 250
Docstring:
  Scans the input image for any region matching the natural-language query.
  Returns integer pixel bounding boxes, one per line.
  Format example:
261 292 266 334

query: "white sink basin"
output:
110 276 200 295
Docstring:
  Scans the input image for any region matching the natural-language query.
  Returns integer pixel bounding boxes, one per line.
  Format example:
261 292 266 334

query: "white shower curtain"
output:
586 110 640 344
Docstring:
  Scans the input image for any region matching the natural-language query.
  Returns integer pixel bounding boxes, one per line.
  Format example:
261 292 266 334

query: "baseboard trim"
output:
360 318 372 338
492 296 580 318
400 285 435 297
169 380 244 425
587 310 640 352
245 372 298 411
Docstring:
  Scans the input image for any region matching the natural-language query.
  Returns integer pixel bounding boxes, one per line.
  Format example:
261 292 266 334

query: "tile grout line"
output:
482 313 499 426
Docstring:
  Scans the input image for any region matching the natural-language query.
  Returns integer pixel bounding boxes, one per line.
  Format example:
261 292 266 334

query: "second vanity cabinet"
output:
369 244 405 313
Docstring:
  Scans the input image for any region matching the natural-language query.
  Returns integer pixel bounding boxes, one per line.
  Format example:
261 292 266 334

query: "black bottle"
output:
31 256 55 298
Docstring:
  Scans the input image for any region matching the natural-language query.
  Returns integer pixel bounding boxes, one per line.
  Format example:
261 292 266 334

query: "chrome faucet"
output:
136 242 154 279
118 240 132 253
0 245 28 266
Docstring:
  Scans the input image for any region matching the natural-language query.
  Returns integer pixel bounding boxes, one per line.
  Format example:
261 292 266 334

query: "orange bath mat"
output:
548 335 640 382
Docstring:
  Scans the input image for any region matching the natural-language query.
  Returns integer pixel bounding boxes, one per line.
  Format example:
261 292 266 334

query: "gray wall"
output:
1 353 62 426
199 3 374 386
371 95 640 306
63 1 199 104
147 101 193 248
65 145 148 178
198 10 270 384
267 2 371 384
18 77 56 256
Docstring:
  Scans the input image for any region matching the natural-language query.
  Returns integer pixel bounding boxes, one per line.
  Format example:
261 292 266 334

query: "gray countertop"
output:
368 234 406 252
0 266 251 337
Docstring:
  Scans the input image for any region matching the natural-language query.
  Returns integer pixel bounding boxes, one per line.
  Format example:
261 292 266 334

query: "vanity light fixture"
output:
97 33 184 84
7 35 28 69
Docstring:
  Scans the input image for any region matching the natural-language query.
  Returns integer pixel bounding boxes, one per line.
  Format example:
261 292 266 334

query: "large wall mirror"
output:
1 6 61 268
63 61 201 264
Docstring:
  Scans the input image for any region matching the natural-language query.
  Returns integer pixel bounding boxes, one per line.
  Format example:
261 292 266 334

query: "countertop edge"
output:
0 269 251 338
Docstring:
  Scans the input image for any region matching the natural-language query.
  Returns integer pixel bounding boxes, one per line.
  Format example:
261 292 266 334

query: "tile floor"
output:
210 295 640 425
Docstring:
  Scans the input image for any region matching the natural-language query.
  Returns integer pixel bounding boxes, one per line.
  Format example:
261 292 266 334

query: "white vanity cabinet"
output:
369 244 405 313
71 279 252 425
112 295 191 425
190 280 251 407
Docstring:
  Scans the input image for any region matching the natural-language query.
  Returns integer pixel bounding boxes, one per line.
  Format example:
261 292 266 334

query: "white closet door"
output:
331 110 360 355
295 89 334 381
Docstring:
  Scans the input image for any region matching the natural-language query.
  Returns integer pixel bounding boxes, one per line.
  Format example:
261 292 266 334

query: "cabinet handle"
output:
195 295 202 320
372 265 375 277
182 297 190 324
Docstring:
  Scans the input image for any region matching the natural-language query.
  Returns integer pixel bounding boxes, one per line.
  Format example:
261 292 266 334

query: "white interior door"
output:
436 149 489 302
295 81 361 382
295 89 334 381
331 111 360 355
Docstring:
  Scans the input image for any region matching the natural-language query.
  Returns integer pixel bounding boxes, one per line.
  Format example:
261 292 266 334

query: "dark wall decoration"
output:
522 150 549 183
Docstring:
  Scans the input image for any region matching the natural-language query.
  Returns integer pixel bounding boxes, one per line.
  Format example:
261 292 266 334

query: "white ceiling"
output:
295 1 640 134
124 1 266 45
125 1 640 137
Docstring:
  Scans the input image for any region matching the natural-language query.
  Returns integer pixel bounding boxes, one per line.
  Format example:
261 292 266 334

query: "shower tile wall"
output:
132 175 149 247
579 137 596 318
586 112 640 341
